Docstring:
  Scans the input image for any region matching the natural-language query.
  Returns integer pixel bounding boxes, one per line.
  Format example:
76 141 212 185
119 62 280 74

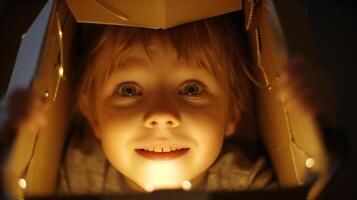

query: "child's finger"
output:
18 120 41 135
282 80 335 120
285 86 326 113
30 109 49 129
32 93 52 113
7 88 52 133
279 67 330 103
279 56 328 87
7 89 32 126
28 96 52 127
280 56 308 81
281 70 326 87
279 74 326 100
17 104 50 135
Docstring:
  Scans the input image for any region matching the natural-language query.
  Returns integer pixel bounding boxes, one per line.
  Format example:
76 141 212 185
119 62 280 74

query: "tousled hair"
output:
78 14 253 122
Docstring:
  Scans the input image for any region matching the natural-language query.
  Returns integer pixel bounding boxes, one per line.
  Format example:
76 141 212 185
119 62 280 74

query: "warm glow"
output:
305 157 315 168
181 180 192 191
44 91 49 98
58 66 64 77
144 183 154 192
140 161 187 191
154 163 180 188
18 178 27 189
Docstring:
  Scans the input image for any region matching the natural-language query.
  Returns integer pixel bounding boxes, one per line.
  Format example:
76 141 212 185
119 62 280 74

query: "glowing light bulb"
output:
44 91 49 98
305 157 315 168
144 183 154 192
59 30 63 38
18 178 27 189
58 67 64 77
181 180 192 191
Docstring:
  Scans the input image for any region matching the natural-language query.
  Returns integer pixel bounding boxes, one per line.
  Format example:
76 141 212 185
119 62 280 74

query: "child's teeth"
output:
163 146 171 152
143 146 186 152
154 147 161 152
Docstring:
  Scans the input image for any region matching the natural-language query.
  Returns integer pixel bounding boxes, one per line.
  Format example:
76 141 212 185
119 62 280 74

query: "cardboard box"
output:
2 0 332 199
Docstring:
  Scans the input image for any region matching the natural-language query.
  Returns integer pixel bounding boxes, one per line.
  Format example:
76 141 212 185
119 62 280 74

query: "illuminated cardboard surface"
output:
3 0 75 198
253 1 329 199
65 0 242 28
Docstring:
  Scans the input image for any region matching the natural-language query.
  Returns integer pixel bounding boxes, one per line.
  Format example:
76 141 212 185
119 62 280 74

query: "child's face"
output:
84 38 239 191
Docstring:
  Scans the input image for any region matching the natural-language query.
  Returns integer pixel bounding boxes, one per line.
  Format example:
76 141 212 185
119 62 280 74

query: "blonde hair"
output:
78 14 253 120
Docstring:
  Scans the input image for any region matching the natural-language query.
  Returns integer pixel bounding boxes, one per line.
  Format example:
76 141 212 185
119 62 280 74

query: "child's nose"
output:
144 112 180 128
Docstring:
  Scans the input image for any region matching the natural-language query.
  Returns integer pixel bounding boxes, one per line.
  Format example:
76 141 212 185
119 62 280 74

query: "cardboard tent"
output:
2 0 333 199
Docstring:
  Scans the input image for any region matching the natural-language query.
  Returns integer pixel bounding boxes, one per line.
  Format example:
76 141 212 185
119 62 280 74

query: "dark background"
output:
0 0 356 199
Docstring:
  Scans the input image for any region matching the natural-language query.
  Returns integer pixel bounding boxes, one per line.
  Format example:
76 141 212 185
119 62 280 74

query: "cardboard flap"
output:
250 0 330 199
3 0 76 198
2 0 55 198
65 0 242 28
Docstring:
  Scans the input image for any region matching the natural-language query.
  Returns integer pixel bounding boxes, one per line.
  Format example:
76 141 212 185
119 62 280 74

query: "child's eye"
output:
115 82 142 97
179 81 206 96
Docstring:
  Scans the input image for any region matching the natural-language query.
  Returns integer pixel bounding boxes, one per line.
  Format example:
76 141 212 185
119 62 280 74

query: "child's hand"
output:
279 56 337 127
5 88 51 135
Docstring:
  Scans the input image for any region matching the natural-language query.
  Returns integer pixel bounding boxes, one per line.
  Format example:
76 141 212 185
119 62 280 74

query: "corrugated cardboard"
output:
3 0 75 198
250 1 330 199
65 0 242 28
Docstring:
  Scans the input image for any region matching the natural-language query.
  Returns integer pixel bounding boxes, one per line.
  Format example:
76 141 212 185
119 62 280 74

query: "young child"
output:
1 14 337 195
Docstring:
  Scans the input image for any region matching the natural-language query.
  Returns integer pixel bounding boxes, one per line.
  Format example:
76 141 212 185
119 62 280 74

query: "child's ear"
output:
79 94 101 140
225 108 241 137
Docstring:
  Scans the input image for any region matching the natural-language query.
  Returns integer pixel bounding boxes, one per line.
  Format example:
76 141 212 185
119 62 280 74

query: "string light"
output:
144 183 154 192
305 157 315 168
43 91 49 98
16 12 65 198
181 180 192 191
58 66 64 77
18 178 27 189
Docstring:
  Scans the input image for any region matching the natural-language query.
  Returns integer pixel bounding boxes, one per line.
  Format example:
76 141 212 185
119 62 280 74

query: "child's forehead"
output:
95 28 230 83
124 39 177 63
115 45 212 75
96 42 228 90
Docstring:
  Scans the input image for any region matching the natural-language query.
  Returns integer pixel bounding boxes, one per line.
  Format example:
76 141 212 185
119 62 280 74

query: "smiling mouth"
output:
135 148 190 161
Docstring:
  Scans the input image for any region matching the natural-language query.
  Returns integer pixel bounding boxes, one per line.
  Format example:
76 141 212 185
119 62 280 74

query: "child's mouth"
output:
135 147 190 161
